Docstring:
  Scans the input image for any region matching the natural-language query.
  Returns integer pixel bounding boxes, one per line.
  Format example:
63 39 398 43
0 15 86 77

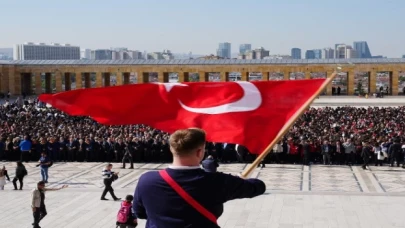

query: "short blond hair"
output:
169 128 206 157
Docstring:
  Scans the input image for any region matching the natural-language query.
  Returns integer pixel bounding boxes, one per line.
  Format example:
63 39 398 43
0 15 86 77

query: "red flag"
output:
39 80 326 154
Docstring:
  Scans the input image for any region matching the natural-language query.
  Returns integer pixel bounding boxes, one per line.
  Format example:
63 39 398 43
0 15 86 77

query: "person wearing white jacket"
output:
374 142 385 166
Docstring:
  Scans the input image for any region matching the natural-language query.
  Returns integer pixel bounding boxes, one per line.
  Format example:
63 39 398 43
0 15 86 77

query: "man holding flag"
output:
39 70 335 226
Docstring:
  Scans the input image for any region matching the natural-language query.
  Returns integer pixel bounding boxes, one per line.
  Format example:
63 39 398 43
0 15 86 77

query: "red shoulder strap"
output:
159 169 218 225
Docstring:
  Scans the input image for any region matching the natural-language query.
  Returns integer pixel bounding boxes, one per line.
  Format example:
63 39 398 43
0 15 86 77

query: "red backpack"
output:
116 202 132 223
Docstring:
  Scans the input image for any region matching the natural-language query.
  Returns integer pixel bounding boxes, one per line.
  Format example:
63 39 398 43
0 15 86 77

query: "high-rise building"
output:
291 48 301 59
243 47 270 60
80 49 91 59
313 49 322 59
112 50 143 60
239 44 252 55
322 48 335 59
353 41 372 58
305 50 315 59
14 42 80 60
216 42 231 59
91 49 113 60
335 44 357 59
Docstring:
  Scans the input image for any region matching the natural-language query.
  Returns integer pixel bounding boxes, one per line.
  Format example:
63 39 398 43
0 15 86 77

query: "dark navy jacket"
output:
133 168 266 228
201 158 219 173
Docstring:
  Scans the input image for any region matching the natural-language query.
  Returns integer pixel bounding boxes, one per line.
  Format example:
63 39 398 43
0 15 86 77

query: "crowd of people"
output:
0 97 404 169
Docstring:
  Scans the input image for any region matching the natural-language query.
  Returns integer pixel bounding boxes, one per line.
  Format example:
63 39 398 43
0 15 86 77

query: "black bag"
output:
379 152 384 157
48 161 54 167
23 168 28 176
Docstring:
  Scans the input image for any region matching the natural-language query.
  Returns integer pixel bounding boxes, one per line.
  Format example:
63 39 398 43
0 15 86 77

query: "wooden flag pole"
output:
241 70 339 178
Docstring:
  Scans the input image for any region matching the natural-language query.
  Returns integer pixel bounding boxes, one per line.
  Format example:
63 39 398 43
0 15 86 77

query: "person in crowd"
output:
133 128 266 228
116 195 138 228
19 135 32 163
201 155 219 172
37 152 51 183
31 181 68 228
343 139 356 165
0 165 10 190
0 98 404 168
101 164 121 201
271 141 284 164
321 140 332 165
302 139 310 166
389 138 402 167
374 142 385 166
361 142 371 170
235 144 248 163
122 147 134 169
13 161 28 190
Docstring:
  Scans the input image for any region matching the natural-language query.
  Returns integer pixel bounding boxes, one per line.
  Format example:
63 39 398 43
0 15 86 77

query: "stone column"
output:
35 72 42 95
123 72 130 85
283 71 290 80
76 72 83 89
241 72 249 81
95 72 103 87
116 72 122 86
104 73 111 87
348 71 355 95
7 66 15 95
392 71 399 95
84 73 91 88
55 72 63 92
262 72 269 81
221 72 229 82
326 72 332 95
305 71 311 79
158 72 169 82
64 73 71 91
369 70 377 94
45 73 52 93
199 72 209 82
178 72 189 82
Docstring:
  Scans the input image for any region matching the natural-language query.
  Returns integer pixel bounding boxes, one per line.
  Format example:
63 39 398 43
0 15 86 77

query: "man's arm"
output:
133 177 147 219
220 173 266 202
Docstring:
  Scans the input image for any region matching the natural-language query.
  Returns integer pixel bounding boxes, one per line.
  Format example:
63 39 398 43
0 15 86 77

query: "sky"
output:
1 0 404 57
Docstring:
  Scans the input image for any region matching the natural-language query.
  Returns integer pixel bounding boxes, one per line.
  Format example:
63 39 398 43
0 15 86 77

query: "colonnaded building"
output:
0 58 405 96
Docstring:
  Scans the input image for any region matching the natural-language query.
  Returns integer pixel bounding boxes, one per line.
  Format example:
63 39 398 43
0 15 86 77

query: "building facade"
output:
313 49 322 59
335 45 357 59
239 44 252 55
322 48 335 59
14 43 80 60
1 59 404 96
353 41 372 58
80 49 91 60
91 49 113 60
305 50 315 59
291 48 301 59
217 42 231 59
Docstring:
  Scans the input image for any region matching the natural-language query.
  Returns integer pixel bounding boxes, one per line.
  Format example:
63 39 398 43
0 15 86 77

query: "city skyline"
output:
1 0 404 57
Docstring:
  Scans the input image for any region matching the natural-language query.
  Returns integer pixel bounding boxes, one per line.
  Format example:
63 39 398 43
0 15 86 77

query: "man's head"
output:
37 181 46 190
169 128 206 162
106 164 113 170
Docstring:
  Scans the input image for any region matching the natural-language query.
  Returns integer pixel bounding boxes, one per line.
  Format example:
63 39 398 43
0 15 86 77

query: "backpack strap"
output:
159 169 218 225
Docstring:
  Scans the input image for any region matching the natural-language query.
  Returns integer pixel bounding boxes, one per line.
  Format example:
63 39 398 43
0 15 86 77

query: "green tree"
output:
356 81 365 96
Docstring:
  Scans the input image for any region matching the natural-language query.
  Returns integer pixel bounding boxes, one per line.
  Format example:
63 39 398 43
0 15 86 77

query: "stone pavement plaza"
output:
1 163 405 228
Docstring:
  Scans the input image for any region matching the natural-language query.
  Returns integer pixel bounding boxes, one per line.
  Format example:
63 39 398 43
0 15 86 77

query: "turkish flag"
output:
39 79 326 154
